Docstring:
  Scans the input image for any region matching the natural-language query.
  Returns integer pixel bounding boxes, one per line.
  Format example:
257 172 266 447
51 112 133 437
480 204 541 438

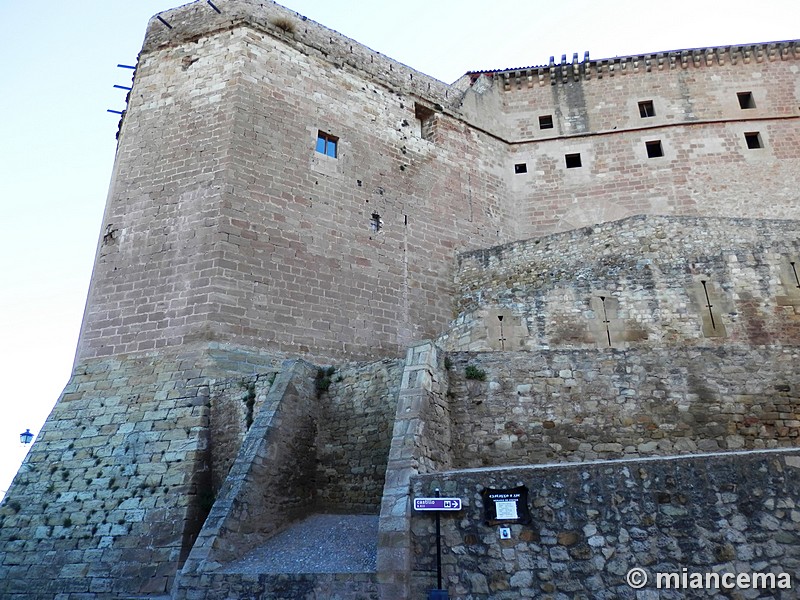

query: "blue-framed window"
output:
316 131 338 158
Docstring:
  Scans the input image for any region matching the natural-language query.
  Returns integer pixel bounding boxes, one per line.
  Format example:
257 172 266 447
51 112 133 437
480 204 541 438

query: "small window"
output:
737 92 755 109
565 153 582 169
415 103 436 142
316 131 338 158
514 163 527 174
539 115 554 129
744 132 763 149
645 140 664 158
370 212 383 232
638 100 655 118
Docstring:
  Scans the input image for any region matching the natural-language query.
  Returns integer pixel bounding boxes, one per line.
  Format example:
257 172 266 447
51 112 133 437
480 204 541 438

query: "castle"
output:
1 0 799 598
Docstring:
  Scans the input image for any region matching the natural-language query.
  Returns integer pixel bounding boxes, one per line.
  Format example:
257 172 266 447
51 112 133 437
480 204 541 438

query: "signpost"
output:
414 497 462 511
413 489 462 600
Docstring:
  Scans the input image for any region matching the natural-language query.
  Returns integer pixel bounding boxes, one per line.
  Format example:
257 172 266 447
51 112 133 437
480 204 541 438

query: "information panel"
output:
482 486 531 525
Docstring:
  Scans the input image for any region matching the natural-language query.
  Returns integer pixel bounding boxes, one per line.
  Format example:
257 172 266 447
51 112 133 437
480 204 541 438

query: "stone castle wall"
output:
77 0 800 364
2 1 800 598
0 350 405 598
447 349 800 468
446 215 800 352
0 354 214 597
78 0 513 365
462 43 800 236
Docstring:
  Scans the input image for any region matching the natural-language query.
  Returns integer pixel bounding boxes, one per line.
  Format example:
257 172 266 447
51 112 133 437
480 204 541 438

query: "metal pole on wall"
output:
435 488 442 590
415 490 460 600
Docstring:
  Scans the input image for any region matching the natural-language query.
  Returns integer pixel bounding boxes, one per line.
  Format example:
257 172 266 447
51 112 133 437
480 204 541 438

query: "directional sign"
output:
414 497 462 511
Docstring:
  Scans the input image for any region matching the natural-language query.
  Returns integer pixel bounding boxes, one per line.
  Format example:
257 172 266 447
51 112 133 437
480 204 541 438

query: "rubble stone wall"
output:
411 450 800 599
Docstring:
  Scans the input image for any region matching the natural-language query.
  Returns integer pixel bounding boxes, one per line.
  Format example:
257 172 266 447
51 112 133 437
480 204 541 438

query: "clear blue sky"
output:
1 0 797 497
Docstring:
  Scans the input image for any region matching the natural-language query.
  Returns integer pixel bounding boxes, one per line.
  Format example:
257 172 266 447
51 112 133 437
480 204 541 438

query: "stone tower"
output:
1 0 799 598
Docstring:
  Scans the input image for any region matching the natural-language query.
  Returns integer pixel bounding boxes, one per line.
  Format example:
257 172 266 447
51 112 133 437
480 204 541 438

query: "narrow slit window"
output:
538 115 554 129
737 92 756 109
638 100 655 118
646 140 664 158
514 163 527 174
744 132 763 149
565 153 582 169
370 212 383 232
316 131 338 158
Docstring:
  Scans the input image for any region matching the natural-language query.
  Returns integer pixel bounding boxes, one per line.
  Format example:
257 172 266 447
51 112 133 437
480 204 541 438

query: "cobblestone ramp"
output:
220 514 379 574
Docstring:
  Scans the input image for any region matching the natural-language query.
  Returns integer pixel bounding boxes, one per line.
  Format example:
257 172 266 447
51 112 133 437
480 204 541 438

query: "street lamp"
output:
19 429 34 445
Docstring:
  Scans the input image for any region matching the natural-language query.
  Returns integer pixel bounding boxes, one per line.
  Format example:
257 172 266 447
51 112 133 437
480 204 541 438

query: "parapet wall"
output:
410 450 800 598
447 215 800 352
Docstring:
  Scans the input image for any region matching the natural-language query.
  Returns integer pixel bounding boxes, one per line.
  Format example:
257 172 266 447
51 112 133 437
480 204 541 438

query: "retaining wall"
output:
410 450 800 599
447 348 800 468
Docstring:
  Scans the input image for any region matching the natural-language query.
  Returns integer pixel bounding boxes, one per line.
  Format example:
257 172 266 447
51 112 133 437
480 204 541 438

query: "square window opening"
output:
744 132 763 149
638 100 655 118
538 115 554 129
316 131 338 158
737 92 756 109
514 163 528 174
646 140 664 158
565 153 582 169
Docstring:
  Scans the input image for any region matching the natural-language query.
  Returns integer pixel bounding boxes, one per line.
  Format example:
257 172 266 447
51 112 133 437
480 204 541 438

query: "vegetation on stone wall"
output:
242 382 256 429
464 365 487 381
271 17 296 34
315 366 336 396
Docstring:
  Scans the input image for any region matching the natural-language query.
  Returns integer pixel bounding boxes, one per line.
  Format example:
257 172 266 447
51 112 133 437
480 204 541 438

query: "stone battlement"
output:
467 39 800 89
